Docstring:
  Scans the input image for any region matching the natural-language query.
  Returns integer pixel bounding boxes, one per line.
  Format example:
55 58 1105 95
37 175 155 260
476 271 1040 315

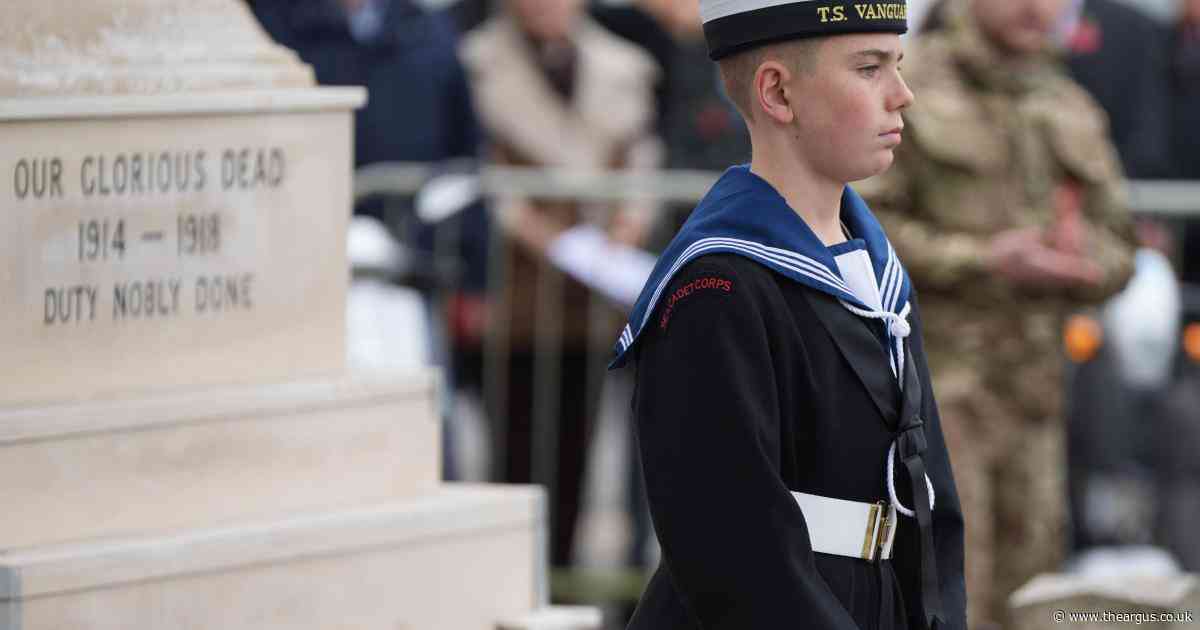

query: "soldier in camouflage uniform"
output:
858 0 1136 627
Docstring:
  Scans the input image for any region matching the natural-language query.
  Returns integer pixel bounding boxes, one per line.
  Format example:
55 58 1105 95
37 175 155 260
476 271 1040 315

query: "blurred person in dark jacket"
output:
595 0 749 184
1176 0 1200 180
252 0 486 271
1173 0 1200 285
253 0 480 171
253 0 489 481
589 0 675 136
457 0 659 568
1159 0 1200 561
1174 0 1200 180
1061 0 1173 179
597 0 750 180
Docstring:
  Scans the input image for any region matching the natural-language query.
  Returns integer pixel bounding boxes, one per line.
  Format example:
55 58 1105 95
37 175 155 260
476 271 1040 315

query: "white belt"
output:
791 491 898 562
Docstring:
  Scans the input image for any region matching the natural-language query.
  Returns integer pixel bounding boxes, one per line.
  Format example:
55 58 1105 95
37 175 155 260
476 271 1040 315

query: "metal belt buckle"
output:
876 504 894 560
861 500 890 562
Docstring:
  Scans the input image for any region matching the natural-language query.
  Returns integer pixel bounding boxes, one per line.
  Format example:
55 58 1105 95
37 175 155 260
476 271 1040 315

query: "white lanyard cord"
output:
887 441 936 518
838 300 912 381
837 299 933 517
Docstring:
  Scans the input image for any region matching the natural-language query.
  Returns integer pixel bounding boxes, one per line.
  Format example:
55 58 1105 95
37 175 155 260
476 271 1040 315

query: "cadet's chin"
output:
848 150 895 182
877 149 896 172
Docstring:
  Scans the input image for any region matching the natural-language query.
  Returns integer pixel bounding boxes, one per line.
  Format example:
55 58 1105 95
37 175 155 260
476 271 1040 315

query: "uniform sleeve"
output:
633 261 860 629
1068 151 1137 304
906 297 968 630
1042 82 1137 304
857 157 992 292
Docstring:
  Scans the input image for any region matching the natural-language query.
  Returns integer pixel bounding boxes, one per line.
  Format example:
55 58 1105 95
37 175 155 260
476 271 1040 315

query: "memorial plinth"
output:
0 2 568 628
1 93 356 407
0 0 357 408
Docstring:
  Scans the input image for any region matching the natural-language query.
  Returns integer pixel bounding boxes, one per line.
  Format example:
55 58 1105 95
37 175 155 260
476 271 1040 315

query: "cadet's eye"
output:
858 65 880 78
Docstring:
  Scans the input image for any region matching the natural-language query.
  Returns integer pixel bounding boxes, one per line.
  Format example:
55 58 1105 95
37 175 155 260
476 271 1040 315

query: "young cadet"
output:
609 1 967 628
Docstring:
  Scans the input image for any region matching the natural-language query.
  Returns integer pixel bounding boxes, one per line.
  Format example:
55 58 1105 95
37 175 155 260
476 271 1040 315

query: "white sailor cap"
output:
701 0 909 60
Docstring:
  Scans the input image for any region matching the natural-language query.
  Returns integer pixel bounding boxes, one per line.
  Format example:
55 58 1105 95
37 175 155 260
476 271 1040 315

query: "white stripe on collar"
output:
636 237 856 334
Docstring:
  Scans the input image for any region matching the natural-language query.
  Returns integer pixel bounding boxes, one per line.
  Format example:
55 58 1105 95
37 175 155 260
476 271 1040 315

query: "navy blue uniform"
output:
613 167 967 630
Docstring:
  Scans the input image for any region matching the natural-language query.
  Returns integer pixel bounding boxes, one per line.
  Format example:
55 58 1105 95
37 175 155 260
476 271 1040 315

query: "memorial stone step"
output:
0 484 544 630
0 369 440 550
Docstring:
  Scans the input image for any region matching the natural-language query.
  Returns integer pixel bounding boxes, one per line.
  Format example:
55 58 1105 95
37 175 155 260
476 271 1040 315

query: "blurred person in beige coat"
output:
858 0 1136 627
457 0 659 569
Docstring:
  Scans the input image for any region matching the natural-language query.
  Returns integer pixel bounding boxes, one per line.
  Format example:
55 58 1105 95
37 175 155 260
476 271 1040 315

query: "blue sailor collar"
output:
611 164 914 373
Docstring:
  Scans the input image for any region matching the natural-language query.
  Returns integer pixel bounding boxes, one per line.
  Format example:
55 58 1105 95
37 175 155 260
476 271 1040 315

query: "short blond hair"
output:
717 38 821 120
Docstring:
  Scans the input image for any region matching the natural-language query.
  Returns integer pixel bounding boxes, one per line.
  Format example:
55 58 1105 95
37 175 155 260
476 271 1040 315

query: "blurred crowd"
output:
246 0 1200 627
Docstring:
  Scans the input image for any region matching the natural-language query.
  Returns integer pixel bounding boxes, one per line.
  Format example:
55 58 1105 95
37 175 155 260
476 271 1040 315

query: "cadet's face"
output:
788 34 914 183
971 0 1069 55
508 0 584 41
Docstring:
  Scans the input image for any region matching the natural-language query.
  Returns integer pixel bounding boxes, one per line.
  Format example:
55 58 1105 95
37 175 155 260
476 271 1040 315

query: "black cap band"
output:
703 0 908 60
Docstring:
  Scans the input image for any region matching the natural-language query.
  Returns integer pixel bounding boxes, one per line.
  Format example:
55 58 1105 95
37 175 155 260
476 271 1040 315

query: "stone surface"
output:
0 485 543 630
0 0 312 97
1009 572 1199 629
0 369 439 550
0 91 364 406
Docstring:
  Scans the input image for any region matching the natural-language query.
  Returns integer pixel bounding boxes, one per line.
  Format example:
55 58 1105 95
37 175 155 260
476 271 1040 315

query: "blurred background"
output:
245 0 1200 626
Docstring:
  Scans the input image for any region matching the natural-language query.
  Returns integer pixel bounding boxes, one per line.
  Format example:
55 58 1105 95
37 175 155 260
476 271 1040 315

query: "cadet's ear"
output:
754 59 795 125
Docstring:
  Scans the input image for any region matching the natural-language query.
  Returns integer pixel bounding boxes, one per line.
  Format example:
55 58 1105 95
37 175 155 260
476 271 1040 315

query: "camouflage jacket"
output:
858 14 1136 413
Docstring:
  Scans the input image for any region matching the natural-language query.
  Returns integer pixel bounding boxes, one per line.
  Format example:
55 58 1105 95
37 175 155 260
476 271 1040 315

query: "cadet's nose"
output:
890 71 915 111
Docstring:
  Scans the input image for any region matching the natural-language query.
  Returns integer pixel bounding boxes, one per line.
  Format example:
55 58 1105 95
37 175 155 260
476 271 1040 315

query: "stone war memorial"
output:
0 2 590 628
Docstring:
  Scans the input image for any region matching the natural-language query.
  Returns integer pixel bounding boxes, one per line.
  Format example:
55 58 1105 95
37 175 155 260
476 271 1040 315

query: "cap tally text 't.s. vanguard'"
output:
701 0 908 60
